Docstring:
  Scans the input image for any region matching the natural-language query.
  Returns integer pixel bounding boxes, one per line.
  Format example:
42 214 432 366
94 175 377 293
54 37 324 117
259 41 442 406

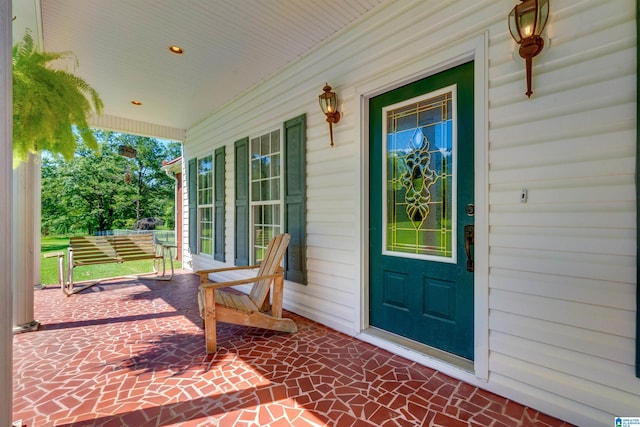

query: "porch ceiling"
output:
12 0 386 138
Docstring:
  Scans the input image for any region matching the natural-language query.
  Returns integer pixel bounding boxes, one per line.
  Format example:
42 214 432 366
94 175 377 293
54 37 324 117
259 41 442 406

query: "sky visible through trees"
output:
41 130 181 235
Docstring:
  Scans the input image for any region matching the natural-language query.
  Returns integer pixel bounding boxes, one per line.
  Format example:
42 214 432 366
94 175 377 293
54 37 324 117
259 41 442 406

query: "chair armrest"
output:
199 273 282 290
196 265 260 276
44 251 65 259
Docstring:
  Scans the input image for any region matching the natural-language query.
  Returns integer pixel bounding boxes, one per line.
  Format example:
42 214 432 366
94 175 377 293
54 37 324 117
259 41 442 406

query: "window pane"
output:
251 158 261 179
261 134 270 155
251 137 260 156
199 206 213 255
201 223 212 239
264 205 272 224
251 181 261 202
197 155 213 205
261 157 271 179
200 207 212 222
200 239 212 256
262 226 275 243
273 205 281 225
271 130 280 152
272 154 280 177
254 205 264 225
249 129 283 264
254 225 266 262
199 188 211 205
271 178 279 200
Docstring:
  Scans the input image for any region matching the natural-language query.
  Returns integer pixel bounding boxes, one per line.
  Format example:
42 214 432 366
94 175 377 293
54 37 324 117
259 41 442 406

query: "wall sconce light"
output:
508 0 549 98
319 83 341 147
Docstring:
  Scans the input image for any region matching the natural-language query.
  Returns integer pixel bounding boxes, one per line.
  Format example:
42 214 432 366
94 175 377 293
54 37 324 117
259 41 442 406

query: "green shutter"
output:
187 157 198 254
283 114 307 284
214 146 226 262
234 137 250 266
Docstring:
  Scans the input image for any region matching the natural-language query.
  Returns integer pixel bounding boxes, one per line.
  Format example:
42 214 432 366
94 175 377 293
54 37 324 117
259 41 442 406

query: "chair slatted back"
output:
69 236 119 266
248 233 290 308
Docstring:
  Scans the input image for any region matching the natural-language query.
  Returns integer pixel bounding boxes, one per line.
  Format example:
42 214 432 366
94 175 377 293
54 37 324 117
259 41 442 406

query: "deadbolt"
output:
465 204 475 216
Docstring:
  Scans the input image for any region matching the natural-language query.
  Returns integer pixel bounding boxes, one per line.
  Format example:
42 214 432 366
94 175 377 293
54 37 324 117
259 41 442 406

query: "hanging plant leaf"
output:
12 29 103 163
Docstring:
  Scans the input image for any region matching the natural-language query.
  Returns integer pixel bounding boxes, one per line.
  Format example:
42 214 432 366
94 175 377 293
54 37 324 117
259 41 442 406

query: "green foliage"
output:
163 203 176 229
41 131 181 235
40 235 69 252
12 30 103 163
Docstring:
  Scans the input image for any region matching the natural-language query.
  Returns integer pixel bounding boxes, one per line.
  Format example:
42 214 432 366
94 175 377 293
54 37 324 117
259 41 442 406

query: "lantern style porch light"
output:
319 83 341 147
508 0 549 97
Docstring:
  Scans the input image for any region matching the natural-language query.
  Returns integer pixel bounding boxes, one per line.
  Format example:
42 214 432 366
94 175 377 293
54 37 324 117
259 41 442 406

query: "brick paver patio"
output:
13 271 574 426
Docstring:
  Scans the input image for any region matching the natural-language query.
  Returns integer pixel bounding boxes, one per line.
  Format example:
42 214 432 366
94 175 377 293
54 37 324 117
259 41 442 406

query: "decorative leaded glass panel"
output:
384 90 455 260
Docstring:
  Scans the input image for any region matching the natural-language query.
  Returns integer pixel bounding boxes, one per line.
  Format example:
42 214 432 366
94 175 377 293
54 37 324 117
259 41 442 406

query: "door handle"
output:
464 224 474 272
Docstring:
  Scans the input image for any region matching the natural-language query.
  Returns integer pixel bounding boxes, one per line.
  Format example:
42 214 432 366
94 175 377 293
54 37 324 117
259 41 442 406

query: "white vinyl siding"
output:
183 0 638 425
487 0 638 424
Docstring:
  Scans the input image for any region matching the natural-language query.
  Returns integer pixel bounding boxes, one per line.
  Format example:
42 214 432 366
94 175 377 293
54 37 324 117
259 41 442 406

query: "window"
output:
188 148 226 260
250 130 282 263
197 155 213 255
235 114 307 283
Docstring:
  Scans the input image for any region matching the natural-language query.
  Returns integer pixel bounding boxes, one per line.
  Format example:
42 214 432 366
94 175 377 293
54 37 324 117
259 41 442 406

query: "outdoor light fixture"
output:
318 83 341 147
168 45 184 54
508 0 549 97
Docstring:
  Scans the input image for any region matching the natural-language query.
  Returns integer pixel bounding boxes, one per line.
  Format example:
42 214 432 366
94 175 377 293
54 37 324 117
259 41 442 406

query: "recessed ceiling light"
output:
131 100 142 106
168 45 184 54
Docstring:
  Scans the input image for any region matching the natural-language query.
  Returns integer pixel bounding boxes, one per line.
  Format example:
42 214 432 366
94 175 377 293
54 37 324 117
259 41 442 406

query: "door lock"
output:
465 204 475 216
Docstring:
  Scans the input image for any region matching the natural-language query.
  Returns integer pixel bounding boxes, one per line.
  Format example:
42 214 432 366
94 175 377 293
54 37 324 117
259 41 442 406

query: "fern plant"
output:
12 30 103 162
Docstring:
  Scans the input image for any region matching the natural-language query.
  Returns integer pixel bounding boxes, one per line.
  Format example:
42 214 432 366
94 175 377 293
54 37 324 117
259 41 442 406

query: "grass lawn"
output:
40 235 182 286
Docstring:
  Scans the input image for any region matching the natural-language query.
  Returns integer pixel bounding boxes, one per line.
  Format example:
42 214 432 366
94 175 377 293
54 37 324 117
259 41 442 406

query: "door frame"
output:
355 33 489 381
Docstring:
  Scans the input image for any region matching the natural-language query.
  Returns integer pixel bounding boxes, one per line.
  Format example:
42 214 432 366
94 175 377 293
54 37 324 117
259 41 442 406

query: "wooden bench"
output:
50 234 174 295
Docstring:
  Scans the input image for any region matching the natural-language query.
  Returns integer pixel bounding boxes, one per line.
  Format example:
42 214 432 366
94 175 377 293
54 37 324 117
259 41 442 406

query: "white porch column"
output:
1 0 14 425
12 154 39 331
34 157 41 286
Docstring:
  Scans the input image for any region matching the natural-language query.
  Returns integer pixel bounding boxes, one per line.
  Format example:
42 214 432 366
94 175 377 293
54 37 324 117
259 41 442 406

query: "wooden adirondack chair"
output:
196 233 297 353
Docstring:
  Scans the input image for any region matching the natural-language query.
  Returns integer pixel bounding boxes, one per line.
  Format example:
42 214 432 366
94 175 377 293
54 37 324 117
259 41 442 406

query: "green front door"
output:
369 62 474 360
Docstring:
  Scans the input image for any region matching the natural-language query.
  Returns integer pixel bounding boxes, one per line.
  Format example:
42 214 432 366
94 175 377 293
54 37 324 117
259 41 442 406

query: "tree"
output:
41 156 76 235
12 30 103 163
41 131 181 235
114 133 180 222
